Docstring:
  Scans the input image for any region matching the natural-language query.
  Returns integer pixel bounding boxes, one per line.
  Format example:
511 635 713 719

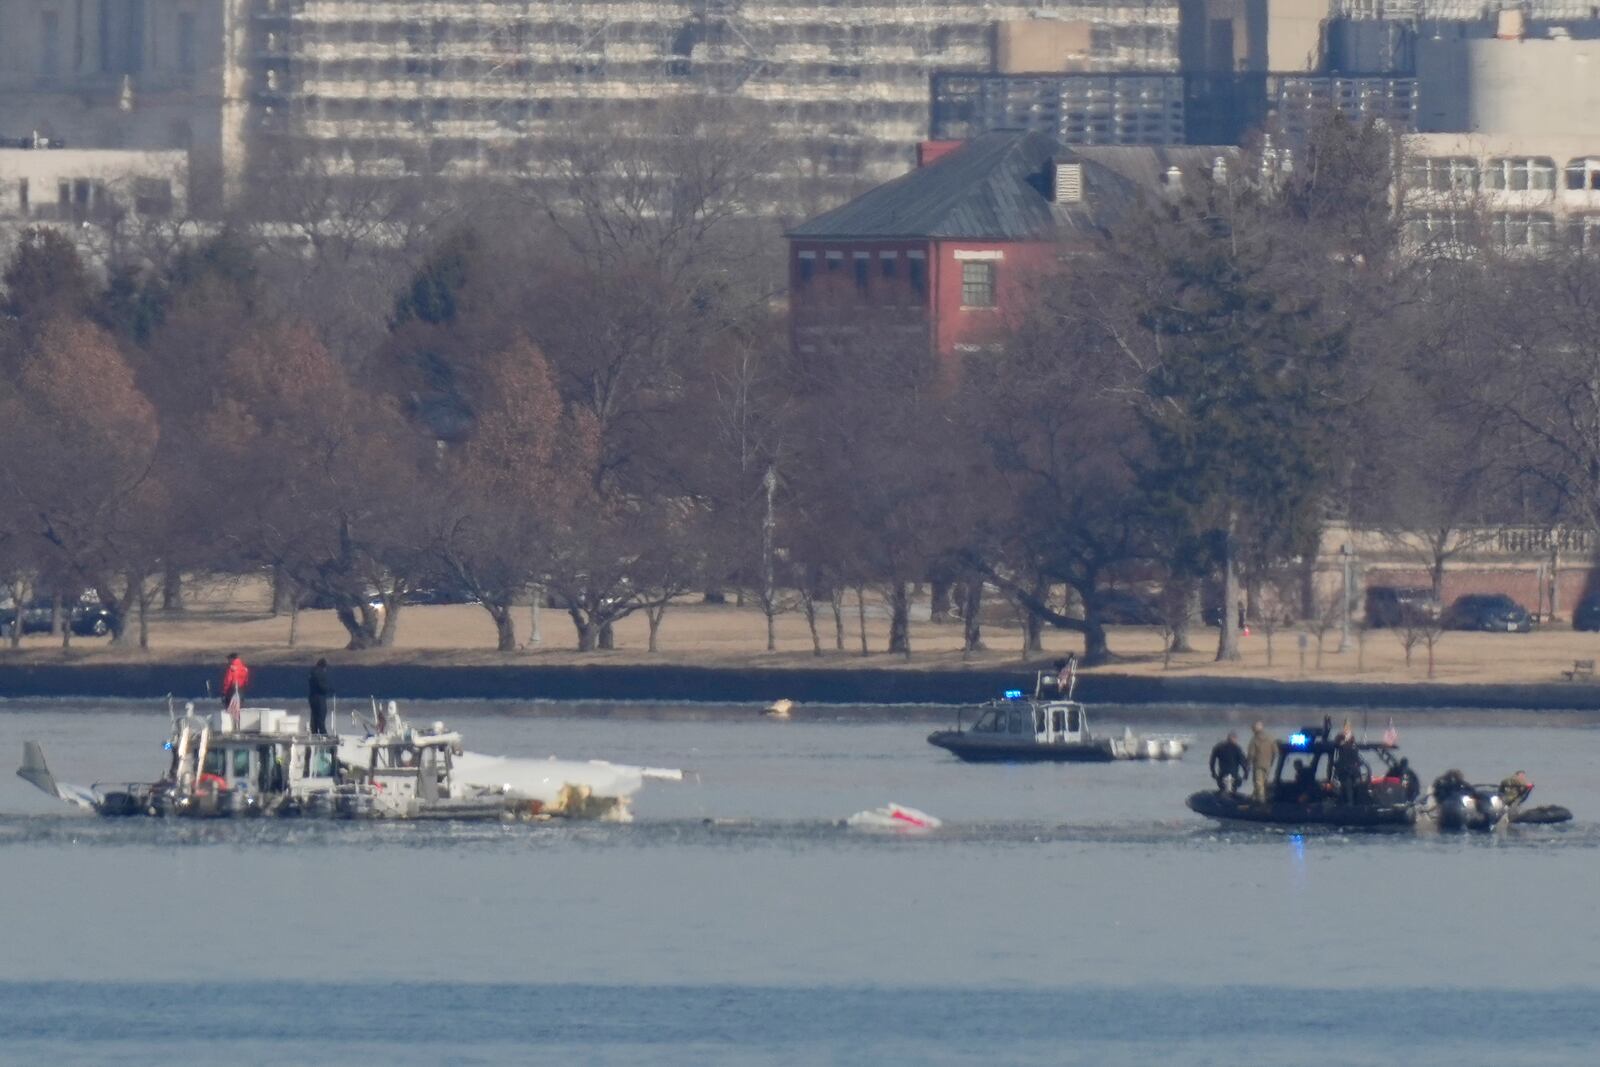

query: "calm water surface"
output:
1 700 1597 1065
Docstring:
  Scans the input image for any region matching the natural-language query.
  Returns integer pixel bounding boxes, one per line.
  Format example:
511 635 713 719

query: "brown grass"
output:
8 579 1599 685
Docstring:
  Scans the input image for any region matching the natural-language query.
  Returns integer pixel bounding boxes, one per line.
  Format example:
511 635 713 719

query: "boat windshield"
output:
972 708 1007 733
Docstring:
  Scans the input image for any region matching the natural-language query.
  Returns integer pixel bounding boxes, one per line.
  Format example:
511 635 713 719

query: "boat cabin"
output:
171 706 340 807
1270 722 1414 806
342 720 464 803
968 692 1091 745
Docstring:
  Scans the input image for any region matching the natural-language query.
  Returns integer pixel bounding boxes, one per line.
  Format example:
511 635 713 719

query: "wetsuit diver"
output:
1209 732 1247 794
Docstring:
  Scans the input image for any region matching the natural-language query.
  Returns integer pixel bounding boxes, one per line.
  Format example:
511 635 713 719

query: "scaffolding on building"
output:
255 0 1180 203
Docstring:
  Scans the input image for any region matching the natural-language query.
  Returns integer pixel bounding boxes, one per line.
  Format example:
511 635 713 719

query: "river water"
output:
1 700 1597 1065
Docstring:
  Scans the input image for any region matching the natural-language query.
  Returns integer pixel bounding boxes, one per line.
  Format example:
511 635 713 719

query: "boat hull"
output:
928 731 1116 763
1186 789 1418 829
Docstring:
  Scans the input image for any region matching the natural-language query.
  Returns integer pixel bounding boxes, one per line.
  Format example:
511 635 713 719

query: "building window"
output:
40 11 61 82
1492 212 1557 250
1565 158 1600 191
908 255 927 297
962 262 996 308
1484 157 1556 193
1408 157 1477 194
1405 210 1475 250
880 253 897 278
133 177 173 217
824 251 842 273
853 255 869 295
796 255 815 284
178 13 197 77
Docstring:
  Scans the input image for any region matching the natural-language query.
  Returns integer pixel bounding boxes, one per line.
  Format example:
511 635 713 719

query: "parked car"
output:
1444 593 1534 633
401 586 480 607
1096 590 1163 626
1573 596 1600 632
0 596 115 637
1365 587 1441 628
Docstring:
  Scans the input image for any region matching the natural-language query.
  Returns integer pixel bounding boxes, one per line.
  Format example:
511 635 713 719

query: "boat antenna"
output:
1066 654 1079 700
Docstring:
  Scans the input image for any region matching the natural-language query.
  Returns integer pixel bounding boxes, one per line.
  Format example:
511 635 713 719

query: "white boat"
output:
18 699 679 822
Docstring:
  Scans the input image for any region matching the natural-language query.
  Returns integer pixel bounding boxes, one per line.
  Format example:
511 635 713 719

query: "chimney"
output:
1497 9 1525 40
917 140 963 167
1053 161 1083 203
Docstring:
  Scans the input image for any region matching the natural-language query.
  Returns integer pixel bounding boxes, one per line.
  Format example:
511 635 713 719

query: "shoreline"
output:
5 661 1600 717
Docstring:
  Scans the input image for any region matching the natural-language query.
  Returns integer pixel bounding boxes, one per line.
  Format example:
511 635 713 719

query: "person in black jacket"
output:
307 659 333 735
1208 732 1247 794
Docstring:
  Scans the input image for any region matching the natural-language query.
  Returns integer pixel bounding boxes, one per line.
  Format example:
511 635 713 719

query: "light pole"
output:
1338 543 1353 653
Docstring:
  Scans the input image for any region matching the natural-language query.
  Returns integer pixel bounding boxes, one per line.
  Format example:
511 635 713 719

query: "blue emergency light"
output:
1288 732 1310 750
1004 689 1023 700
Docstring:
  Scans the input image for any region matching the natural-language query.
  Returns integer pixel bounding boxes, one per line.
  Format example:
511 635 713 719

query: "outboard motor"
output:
1433 770 1507 831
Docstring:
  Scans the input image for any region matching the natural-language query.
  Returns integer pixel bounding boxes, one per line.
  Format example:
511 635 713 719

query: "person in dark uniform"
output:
1334 734 1364 806
307 659 332 735
1208 731 1247 794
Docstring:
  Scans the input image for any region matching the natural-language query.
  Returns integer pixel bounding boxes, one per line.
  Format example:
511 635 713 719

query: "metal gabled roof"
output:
786 131 1068 241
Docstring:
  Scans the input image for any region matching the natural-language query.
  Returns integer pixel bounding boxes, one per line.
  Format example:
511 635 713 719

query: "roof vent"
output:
1054 162 1083 204
1211 156 1228 184
1164 165 1183 190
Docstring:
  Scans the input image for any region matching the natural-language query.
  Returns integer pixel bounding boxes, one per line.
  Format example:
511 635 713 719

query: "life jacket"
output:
222 660 250 693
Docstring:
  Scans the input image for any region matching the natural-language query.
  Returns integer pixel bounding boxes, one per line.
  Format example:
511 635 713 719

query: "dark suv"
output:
1574 596 1600 632
1365 587 1441 628
1445 594 1533 633
0 596 115 637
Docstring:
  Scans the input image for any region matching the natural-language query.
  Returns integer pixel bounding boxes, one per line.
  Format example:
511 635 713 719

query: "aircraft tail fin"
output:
18 742 95 810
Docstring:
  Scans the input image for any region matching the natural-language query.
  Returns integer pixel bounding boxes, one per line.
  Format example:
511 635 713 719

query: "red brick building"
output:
786 131 1230 368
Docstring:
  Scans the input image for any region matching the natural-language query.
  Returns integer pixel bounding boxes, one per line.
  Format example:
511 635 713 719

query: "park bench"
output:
1561 659 1595 682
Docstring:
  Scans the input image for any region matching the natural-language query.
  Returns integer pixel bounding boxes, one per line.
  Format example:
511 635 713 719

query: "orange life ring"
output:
198 773 226 793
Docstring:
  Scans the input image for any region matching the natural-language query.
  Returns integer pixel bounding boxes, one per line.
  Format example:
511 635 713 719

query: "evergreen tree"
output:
1134 175 1349 661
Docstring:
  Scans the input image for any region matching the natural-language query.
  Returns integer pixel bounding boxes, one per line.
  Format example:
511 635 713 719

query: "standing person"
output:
1334 733 1363 806
1208 731 1246 794
1247 721 1277 805
307 658 333 735
220 652 249 730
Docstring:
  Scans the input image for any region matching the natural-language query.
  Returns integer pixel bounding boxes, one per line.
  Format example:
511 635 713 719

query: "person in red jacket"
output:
221 653 249 712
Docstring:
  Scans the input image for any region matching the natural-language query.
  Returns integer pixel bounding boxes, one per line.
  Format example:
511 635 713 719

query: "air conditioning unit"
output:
1054 162 1083 203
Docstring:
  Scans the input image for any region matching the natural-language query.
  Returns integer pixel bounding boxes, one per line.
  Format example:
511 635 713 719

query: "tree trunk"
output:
802 592 822 656
929 578 952 624
162 565 183 612
886 582 911 657
1026 588 1046 653
50 593 62 637
486 602 517 652
855 585 869 657
646 605 666 652
288 604 300 647
961 580 984 653
138 591 150 650
377 599 401 648
1172 583 1199 653
570 608 596 652
336 604 381 650
271 566 295 616
1216 519 1242 662
764 605 777 652
1083 621 1109 665
7 578 23 649
108 573 136 647
830 589 845 651
599 621 615 650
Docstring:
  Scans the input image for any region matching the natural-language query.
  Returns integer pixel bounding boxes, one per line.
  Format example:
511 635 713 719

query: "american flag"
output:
1383 718 1399 746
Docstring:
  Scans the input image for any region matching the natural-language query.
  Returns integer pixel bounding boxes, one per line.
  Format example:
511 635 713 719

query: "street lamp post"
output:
1338 543 1353 653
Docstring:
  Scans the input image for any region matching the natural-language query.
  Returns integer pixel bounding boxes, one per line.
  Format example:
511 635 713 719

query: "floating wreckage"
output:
764 699 795 720
846 802 942 832
18 700 679 822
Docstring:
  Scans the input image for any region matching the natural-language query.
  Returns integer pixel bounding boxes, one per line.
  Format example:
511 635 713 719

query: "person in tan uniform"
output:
1248 721 1278 804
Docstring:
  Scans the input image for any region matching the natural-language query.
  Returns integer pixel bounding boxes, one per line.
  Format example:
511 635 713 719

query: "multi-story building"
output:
786 131 1233 365
0 1 255 213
